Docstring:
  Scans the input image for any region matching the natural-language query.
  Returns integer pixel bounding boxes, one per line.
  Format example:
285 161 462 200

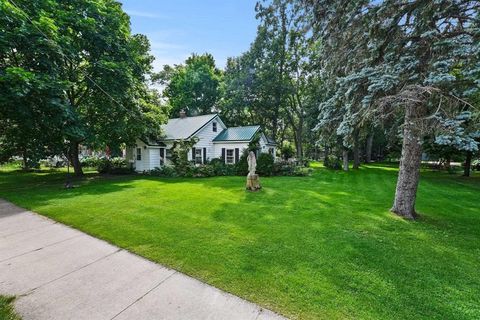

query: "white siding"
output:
130 139 149 172
212 142 249 163
259 134 276 159
149 148 160 170
191 116 227 162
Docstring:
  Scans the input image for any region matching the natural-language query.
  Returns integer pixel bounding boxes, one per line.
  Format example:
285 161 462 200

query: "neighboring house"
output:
127 111 276 172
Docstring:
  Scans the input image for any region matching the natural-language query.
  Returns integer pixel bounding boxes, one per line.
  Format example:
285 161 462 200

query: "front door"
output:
159 148 165 166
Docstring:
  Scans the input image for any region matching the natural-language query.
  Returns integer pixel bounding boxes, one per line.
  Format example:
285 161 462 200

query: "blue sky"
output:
120 0 259 72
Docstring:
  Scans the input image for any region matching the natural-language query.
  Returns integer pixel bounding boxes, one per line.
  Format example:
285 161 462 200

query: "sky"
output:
120 0 260 72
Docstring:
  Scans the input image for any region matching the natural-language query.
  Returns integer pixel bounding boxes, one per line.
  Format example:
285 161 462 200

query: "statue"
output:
246 151 261 191
247 151 257 175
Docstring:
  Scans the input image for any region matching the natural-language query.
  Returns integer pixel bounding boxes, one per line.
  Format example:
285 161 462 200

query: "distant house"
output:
126 111 276 172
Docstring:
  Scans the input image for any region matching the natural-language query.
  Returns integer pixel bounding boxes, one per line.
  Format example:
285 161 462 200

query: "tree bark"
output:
22 149 28 170
353 131 360 169
391 105 424 220
464 151 472 177
69 141 83 176
342 149 349 171
365 132 373 163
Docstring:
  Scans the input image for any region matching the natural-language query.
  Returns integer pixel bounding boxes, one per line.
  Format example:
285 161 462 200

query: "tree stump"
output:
246 173 261 191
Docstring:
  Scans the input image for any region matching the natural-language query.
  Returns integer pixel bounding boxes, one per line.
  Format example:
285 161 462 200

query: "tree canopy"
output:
0 0 167 174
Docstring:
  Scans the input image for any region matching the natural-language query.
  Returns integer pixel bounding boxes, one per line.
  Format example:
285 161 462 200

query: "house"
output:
127 111 276 172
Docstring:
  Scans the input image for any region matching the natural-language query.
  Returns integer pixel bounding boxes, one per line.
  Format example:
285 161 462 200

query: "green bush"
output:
235 151 249 176
472 159 480 171
149 166 178 177
81 156 101 168
324 155 342 170
273 161 312 176
257 153 274 176
210 158 236 176
97 157 132 174
280 142 295 160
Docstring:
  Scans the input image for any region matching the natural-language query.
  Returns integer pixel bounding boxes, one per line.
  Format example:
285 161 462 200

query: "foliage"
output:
0 0 167 175
256 153 275 176
273 160 312 176
156 53 222 116
96 157 132 175
170 138 198 175
220 0 322 158
305 0 480 217
280 141 296 160
472 159 480 171
80 156 102 168
323 155 342 170
235 151 249 176
209 158 237 176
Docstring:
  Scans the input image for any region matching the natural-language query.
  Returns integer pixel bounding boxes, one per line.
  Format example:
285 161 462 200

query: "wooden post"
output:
246 173 261 191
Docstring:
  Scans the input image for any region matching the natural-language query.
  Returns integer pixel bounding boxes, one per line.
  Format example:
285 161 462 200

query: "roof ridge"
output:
227 125 260 129
168 113 217 121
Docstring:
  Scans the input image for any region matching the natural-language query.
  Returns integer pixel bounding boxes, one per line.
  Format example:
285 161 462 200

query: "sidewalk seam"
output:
110 270 178 320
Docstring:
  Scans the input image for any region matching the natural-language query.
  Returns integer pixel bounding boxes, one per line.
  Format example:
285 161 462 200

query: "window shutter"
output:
191 148 196 161
221 148 226 162
235 148 239 163
203 148 207 163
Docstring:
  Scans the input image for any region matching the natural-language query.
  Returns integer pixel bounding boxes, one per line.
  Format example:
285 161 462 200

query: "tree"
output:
1 0 166 175
307 0 480 219
157 53 222 117
221 0 321 157
0 0 68 168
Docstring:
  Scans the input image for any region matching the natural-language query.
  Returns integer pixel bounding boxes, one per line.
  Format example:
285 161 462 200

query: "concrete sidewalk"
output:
0 199 285 320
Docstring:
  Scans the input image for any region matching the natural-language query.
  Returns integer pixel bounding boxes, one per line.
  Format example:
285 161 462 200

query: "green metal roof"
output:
213 125 261 142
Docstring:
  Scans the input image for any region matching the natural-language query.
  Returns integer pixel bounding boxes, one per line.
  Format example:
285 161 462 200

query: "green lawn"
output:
1 163 479 319
0 296 20 320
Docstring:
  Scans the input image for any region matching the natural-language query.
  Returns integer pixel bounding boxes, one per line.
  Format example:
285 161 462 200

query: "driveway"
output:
0 199 285 320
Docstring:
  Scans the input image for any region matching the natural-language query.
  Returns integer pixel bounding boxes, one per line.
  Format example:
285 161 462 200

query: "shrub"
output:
324 155 342 170
149 166 178 177
97 157 132 174
81 156 101 168
235 151 249 176
272 160 312 176
257 153 274 176
210 158 236 176
280 142 295 160
472 159 480 171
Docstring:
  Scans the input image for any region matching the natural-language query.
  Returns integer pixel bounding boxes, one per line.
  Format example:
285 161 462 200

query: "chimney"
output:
179 109 187 118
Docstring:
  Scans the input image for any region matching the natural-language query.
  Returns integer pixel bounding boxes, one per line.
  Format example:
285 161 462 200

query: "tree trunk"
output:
464 151 472 177
391 105 424 220
324 145 329 163
353 131 360 169
22 149 28 170
69 141 83 176
365 132 373 163
342 149 349 171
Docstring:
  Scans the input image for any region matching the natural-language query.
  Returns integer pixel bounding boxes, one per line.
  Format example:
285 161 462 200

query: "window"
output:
226 149 234 164
136 148 142 161
212 122 217 132
269 147 274 156
195 148 203 164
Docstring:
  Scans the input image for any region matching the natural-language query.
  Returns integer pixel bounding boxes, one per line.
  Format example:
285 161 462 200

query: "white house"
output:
127 112 276 172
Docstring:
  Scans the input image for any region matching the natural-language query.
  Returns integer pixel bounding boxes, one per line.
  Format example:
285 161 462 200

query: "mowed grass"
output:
0 163 479 319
